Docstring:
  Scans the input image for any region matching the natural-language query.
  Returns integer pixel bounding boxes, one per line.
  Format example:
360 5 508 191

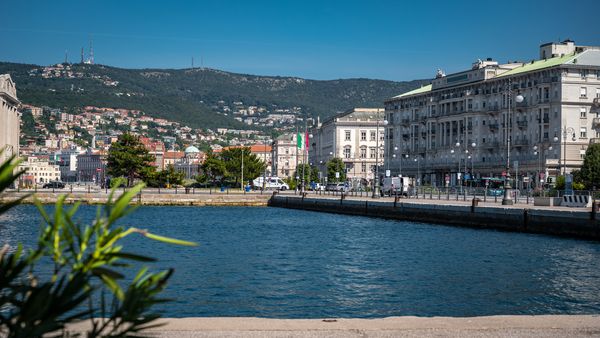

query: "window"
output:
360 130 366 141
580 108 587 118
369 147 376 158
370 131 376 141
361 163 366 172
344 146 351 159
359 146 367 159
580 127 587 139
581 87 587 98
345 130 351 141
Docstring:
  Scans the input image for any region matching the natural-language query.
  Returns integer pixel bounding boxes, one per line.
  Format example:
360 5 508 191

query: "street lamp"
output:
559 127 576 176
502 84 524 205
414 157 420 188
372 116 388 198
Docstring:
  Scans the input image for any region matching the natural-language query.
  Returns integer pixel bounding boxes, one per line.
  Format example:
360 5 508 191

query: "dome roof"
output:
184 145 200 153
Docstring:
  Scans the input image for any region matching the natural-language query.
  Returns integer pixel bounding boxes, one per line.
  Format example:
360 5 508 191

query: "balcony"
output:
517 120 528 129
514 139 529 147
593 118 600 129
487 104 500 114
420 131 427 138
485 141 500 149
402 134 410 140
488 123 499 131
401 118 410 126
590 138 600 144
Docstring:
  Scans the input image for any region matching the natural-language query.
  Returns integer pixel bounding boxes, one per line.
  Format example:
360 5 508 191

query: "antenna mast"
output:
89 36 94 64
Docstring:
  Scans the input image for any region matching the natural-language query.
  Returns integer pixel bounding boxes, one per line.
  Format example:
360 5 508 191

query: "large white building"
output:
18 156 61 186
384 40 600 187
272 133 304 178
309 108 385 186
0 74 20 164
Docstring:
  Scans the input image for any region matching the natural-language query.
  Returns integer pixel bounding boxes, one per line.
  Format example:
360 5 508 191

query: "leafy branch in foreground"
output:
0 155 197 338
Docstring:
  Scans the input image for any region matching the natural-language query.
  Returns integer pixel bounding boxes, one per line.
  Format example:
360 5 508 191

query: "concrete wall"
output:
269 195 600 240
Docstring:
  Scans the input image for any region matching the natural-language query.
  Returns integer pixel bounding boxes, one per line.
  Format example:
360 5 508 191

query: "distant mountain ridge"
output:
0 61 430 129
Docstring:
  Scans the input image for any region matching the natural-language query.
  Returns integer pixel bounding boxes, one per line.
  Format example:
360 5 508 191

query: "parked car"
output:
43 181 65 189
252 176 290 191
325 182 350 192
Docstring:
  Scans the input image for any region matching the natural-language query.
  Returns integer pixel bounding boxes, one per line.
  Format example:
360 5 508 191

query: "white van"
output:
252 176 290 191
381 176 411 196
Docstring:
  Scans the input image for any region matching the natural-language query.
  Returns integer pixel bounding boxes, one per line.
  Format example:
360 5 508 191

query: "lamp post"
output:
502 82 524 205
414 157 420 189
560 127 576 176
372 114 388 198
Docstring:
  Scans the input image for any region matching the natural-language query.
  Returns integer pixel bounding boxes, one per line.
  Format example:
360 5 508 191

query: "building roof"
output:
184 145 200 153
215 144 272 153
389 49 600 101
496 52 577 78
391 84 432 99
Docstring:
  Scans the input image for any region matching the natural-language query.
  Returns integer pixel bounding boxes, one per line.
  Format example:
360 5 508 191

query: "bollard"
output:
341 192 345 201
394 195 399 207
88 185 90 194
463 190 466 201
494 194 498 203
70 185 73 193
471 197 480 213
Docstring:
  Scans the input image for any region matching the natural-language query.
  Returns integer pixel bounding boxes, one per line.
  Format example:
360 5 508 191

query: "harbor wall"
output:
269 195 600 240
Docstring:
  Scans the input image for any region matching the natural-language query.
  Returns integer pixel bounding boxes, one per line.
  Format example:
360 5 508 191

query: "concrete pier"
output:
269 195 600 240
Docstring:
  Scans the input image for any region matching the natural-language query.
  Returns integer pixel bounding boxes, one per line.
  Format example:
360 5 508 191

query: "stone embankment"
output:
269 194 600 240
0 191 270 206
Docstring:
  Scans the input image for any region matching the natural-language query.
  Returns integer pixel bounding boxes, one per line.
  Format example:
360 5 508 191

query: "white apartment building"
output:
18 156 61 185
272 133 304 178
309 108 385 185
384 40 600 187
0 74 20 164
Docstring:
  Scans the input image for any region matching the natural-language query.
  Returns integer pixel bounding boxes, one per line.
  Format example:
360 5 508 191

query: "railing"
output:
517 120 528 128
514 139 529 147
488 123 499 131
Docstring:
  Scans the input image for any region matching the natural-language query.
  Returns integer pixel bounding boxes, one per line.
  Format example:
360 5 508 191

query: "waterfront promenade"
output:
2 188 598 239
66 315 600 337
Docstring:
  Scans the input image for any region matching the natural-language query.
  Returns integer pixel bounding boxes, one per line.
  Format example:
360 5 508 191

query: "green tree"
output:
107 133 155 187
579 143 600 189
0 150 197 337
221 147 265 187
200 153 227 186
327 157 346 183
294 163 312 188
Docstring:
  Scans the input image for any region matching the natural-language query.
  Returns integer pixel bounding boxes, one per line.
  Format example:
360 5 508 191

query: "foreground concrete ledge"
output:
141 315 600 330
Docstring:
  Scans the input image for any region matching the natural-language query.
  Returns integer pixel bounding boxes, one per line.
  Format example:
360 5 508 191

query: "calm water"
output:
2 205 600 318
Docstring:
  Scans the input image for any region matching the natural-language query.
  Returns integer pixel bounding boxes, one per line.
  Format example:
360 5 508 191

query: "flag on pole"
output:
297 133 303 149
305 131 309 150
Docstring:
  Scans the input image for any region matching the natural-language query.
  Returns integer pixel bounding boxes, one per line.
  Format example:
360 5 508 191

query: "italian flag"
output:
297 132 309 149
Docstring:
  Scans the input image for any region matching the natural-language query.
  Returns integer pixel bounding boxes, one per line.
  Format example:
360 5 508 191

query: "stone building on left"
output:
0 74 20 164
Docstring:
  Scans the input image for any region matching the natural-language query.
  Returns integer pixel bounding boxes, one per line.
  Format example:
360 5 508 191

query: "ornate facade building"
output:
309 108 385 186
384 40 600 187
0 74 20 163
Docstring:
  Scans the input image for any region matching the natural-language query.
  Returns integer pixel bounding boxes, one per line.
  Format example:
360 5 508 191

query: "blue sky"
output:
1 0 599 81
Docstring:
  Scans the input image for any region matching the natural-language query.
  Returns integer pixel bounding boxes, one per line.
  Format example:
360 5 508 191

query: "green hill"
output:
0 62 429 129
